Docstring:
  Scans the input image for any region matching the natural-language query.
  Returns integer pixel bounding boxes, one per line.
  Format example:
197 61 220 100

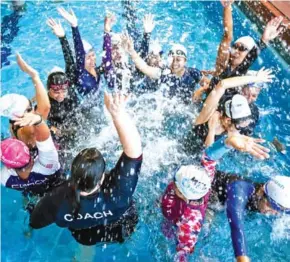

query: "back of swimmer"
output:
29 92 143 245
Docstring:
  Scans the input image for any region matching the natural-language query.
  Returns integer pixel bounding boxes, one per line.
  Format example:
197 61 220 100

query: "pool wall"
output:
237 0 290 64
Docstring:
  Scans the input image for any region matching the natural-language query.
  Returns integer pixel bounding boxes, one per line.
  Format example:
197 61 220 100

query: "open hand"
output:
121 32 135 55
14 112 42 127
220 0 235 8
104 12 116 33
143 14 156 34
47 18 65 38
57 7 78 27
256 67 274 83
16 53 39 78
226 135 270 160
104 92 130 118
262 16 284 43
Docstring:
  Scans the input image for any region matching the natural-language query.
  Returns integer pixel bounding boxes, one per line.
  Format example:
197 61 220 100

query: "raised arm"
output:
104 92 142 158
47 18 76 84
58 7 85 71
102 13 115 72
121 33 161 79
195 68 274 125
215 0 234 76
16 53 50 119
139 14 156 59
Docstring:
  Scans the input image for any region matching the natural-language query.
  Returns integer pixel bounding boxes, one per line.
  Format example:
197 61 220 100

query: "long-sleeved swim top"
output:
1 136 62 196
59 35 77 85
161 154 216 255
212 171 260 258
159 67 202 104
161 137 231 258
72 26 113 96
29 153 142 231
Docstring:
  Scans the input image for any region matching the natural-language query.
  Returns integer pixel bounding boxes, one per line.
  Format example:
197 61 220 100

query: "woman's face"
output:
242 87 261 104
147 53 162 67
258 196 279 215
230 42 250 67
112 44 123 64
169 56 186 74
48 88 68 103
85 51 96 69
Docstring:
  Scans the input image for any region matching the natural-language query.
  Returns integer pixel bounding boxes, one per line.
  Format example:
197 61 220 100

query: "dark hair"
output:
69 148 106 218
47 72 68 89
71 148 106 192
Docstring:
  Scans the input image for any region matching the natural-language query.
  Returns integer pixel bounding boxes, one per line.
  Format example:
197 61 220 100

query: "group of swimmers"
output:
1 1 290 262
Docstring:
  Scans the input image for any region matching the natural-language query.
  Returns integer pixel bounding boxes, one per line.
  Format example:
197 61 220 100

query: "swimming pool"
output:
1 1 290 261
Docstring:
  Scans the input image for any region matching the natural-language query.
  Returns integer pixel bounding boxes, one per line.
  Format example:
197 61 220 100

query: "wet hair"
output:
71 148 106 192
47 72 68 90
68 148 106 218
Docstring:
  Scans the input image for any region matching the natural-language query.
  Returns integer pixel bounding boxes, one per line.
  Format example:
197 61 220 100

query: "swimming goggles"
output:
232 43 248 52
168 50 187 58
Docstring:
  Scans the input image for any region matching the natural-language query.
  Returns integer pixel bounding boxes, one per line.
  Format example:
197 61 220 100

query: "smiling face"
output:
85 50 96 69
48 88 68 103
230 42 250 67
169 56 186 75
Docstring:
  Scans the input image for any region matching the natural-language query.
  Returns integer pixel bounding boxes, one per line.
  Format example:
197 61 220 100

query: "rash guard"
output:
1 136 62 195
29 153 142 231
72 27 113 96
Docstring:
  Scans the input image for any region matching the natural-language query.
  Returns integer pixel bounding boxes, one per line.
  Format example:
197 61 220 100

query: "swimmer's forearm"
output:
195 84 225 125
32 76 51 120
215 4 233 76
204 130 215 148
130 50 160 79
112 111 142 159
220 75 262 89
223 4 233 41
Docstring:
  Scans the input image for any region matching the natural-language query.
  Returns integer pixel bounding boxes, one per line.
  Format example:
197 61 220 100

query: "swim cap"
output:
0 138 30 168
224 94 251 120
235 36 257 51
47 71 69 91
149 40 163 55
175 165 211 200
265 176 290 211
169 44 187 59
111 33 122 46
82 40 93 54
0 94 30 120
48 66 64 75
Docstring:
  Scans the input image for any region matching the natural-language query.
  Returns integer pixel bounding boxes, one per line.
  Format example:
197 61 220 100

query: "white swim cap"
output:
111 33 122 46
235 36 257 51
175 165 211 200
265 176 290 210
48 66 64 76
169 44 187 58
149 40 163 55
0 94 30 120
82 40 93 53
224 94 251 120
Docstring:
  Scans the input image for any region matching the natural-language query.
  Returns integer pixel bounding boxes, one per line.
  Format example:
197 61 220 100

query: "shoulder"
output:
112 152 143 175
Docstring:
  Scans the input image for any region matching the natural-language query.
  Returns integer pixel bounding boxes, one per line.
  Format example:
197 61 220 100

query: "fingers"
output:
251 145 270 160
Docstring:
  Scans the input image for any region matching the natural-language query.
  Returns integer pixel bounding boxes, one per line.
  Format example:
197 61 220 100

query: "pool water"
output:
1 1 290 261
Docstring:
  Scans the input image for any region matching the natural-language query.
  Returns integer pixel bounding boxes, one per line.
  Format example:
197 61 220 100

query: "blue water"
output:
1 1 290 261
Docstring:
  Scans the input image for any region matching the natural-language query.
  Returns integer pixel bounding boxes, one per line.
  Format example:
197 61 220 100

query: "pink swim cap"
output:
0 138 30 168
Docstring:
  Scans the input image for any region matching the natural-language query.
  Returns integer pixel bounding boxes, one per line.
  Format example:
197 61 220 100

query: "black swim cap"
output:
47 72 69 90
71 148 106 193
